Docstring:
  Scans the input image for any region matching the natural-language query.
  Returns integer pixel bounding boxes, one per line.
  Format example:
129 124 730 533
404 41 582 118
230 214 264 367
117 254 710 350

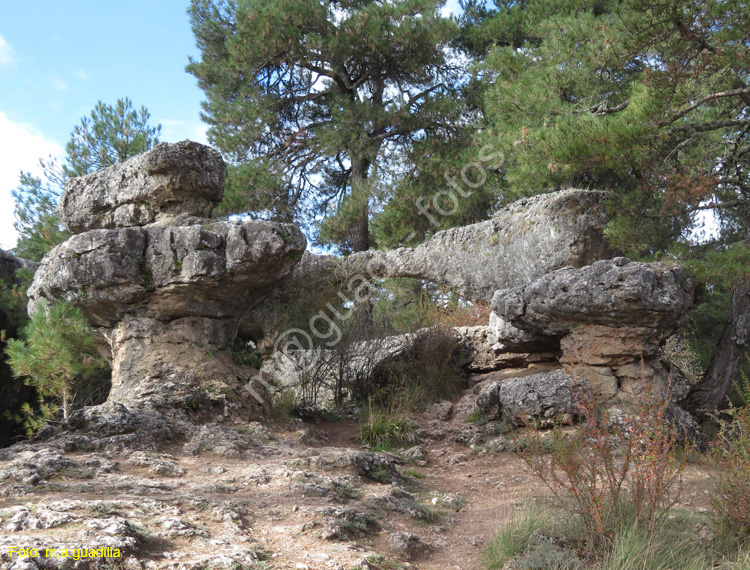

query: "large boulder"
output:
28 142 306 420
492 258 693 339
59 140 226 234
491 258 695 402
476 369 587 426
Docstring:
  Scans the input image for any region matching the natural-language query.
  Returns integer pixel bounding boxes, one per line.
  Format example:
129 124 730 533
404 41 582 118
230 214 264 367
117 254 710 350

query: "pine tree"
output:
12 97 161 261
4 301 105 432
478 0 750 412
187 0 463 253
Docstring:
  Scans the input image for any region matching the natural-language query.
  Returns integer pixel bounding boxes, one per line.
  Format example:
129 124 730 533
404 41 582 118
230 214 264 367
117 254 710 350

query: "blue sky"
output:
0 0 463 252
0 0 208 250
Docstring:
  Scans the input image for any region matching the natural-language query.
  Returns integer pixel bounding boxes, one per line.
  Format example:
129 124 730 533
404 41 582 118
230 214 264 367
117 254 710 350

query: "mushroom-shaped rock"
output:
491 258 694 401
59 140 226 234
29 142 306 420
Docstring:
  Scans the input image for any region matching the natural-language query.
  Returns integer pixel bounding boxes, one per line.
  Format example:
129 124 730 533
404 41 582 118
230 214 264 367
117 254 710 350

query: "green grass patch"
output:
358 408 416 451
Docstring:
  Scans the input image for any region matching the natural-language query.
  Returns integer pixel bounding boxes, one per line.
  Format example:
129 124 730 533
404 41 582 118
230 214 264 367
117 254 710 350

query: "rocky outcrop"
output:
242 188 614 350
491 258 695 401
284 188 613 302
475 369 587 426
0 249 38 282
455 325 558 372
59 141 225 234
28 142 306 420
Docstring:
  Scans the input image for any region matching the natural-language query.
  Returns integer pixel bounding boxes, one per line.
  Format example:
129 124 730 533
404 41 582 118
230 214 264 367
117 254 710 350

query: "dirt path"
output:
415 454 541 570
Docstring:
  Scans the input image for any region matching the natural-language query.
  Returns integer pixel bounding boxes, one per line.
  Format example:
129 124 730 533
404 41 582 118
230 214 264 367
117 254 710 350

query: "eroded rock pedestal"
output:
28 141 306 421
491 258 695 402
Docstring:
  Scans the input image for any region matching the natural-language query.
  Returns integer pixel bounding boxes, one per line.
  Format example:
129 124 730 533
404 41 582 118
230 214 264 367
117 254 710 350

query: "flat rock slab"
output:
59 141 226 234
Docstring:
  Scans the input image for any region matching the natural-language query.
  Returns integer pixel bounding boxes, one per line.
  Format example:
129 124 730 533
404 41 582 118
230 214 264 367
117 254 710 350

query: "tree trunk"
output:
685 283 750 415
349 156 372 324
349 156 371 253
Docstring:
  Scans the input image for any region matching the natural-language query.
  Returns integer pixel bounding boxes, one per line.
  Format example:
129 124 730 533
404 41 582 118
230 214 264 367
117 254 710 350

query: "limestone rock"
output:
27 140 307 421
492 258 694 340
425 400 453 421
26 220 304 417
59 141 226 233
28 220 306 325
0 249 38 282
285 189 613 302
476 369 587 426
486 312 558 354
491 258 695 404
388 531 430 559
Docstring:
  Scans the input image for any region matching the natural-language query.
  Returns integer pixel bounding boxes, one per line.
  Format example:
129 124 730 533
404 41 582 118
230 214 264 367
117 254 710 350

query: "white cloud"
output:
440 0 462 17
0 35 13 65
0 112 63 251
50 76 68 91
72 68 90 81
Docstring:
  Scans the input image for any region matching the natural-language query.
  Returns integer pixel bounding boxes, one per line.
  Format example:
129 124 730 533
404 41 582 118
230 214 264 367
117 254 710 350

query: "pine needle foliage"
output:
4 301 106 434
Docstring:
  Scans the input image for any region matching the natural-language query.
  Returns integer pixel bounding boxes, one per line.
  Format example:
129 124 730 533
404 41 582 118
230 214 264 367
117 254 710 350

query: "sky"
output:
0 0 465 253
0 0 209 251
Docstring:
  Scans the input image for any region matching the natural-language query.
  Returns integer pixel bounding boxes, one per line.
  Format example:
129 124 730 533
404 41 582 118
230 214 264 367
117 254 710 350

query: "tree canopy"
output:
187 0 467 252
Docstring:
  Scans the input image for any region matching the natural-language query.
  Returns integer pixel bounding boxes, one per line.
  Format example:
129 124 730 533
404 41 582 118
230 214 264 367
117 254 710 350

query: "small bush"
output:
372 324 467 410
517 375 686 553
484 502 553 569
601 524 713 570
485 505 744 570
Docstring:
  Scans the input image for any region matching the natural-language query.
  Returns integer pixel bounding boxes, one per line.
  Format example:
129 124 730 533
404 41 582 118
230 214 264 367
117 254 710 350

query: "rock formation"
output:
28 141 306 421
0 249 38 282
491 258 695 401
59 141 225 234
476 369 588 426
242 188 614 348
340 188 613 301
